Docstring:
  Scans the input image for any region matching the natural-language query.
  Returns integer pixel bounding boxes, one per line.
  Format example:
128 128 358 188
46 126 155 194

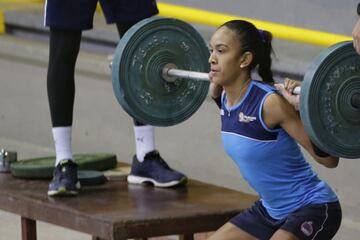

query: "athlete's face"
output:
208 26 244 86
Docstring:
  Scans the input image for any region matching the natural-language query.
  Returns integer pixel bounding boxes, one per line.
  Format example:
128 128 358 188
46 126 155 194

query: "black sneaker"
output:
47 159 80 196
127 150 187 188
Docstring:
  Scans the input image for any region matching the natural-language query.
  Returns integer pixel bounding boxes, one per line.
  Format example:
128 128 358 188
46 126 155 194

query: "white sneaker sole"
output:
127 175 186 188
47 182 81 196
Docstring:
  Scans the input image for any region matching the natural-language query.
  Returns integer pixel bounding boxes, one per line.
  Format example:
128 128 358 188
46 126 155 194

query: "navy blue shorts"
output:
230 200 342 239
44 0 158 30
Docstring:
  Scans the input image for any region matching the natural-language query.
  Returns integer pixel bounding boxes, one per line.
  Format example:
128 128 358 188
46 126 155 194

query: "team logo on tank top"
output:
238 112 256 123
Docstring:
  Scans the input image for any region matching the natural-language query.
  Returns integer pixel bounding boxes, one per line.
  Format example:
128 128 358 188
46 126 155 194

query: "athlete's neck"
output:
224 73 251 107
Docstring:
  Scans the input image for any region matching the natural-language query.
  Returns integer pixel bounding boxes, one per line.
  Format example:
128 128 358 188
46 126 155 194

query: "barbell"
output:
111 17 360 159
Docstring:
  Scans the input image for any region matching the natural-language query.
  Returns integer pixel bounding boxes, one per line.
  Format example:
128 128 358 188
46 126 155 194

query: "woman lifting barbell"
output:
207 20 341 240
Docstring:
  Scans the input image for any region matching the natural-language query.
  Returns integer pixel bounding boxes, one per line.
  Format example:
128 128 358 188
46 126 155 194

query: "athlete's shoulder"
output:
252 79 276 93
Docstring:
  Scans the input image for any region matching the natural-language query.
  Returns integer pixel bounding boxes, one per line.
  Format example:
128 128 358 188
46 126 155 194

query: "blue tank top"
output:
220 80 338 220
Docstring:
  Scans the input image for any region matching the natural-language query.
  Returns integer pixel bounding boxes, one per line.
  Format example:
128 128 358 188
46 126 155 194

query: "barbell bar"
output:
111 17 360 158
119 59 360 109
162 65 302 95
162 66 360 109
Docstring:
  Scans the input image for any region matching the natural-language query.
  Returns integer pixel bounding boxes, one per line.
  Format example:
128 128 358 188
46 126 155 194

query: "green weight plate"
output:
11 153 117 179
301 41 360 158
112 17 210 126
78 170 107 186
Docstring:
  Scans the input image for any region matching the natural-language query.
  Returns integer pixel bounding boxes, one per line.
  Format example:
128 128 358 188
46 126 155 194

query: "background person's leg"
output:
45 0 101 196
114 21 187 187
47 28 81 164
115 21 157 162
46 28 82 196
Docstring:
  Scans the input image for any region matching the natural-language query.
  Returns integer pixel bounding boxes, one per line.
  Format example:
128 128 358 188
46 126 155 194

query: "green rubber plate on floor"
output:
10 153 117 179
78 170 107 186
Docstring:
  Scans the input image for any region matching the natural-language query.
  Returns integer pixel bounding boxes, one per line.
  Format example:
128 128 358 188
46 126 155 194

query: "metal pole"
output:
292 87 301 95
163 67 302 95
163 68 210 82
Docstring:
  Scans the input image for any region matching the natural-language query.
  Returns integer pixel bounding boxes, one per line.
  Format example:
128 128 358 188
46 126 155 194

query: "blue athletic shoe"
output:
47 159 81 196
127 150 187 188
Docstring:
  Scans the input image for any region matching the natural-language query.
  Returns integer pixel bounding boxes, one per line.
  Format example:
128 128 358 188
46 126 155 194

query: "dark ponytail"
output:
220 20 274 84
257 30 274 84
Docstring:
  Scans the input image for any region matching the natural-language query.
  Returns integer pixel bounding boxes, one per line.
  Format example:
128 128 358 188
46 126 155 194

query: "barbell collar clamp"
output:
351 93 360 108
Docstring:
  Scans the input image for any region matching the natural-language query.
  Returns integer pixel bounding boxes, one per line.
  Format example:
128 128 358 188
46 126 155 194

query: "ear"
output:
239 51 253 68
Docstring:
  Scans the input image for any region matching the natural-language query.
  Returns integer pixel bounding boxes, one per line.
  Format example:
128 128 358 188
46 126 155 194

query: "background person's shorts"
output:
44 0 158 30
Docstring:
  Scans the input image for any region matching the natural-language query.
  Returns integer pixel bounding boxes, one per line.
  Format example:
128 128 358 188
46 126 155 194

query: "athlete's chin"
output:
211 76 224 86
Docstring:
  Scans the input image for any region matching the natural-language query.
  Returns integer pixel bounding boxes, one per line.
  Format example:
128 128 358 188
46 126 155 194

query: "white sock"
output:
52 127 73 166
134 125 155 162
